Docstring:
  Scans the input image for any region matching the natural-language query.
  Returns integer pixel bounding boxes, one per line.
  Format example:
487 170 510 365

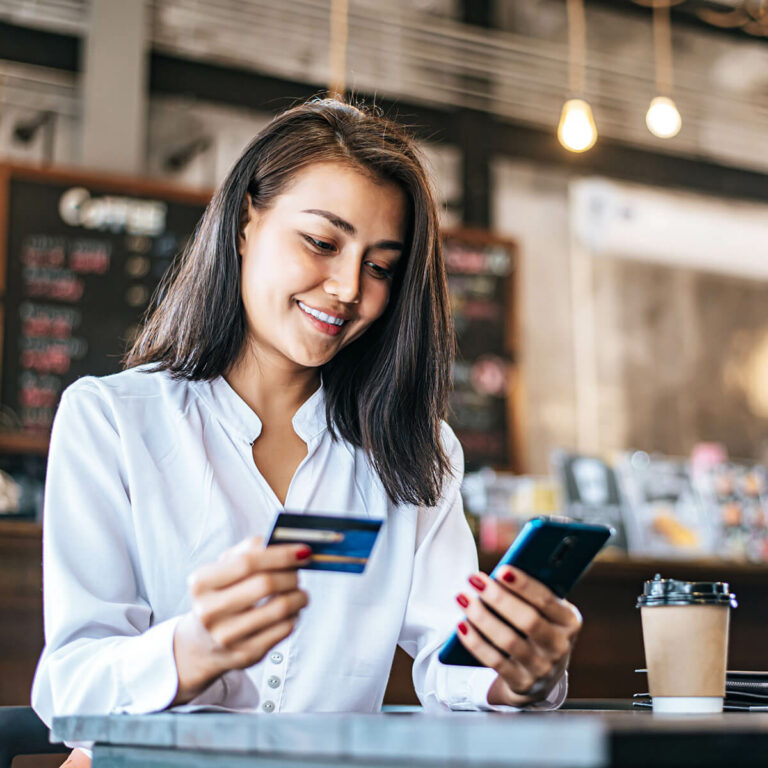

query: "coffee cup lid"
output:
636 574 737 608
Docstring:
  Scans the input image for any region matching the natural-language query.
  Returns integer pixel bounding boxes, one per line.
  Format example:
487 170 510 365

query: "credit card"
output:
266 511 382 573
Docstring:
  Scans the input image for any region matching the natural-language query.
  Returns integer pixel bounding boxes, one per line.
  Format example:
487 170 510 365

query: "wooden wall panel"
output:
593 259 768 459
0 522 43 706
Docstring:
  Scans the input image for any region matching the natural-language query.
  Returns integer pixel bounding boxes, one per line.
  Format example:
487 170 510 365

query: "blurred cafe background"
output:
2 0 768 716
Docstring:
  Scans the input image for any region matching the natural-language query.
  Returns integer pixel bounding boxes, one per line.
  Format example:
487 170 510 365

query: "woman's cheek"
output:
369 281 392 318
284 247 324 286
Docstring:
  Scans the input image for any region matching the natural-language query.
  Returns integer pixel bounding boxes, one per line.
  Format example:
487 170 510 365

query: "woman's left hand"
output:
454 566 583 707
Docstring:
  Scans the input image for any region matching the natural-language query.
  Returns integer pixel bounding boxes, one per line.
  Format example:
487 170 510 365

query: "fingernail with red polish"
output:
458 621 469 636
468 574 485 591
502 570 516 584
296 546 312 560
456 593 469 609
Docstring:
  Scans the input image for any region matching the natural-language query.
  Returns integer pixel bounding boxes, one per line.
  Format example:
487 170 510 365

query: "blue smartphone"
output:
438 517 612 667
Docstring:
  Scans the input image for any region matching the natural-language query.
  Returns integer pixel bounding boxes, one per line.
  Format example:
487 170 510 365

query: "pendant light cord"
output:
653 0 674 96
567 0 587 95
329 0 349 98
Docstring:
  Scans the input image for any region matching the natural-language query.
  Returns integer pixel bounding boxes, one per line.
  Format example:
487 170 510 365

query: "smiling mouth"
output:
297 300 348 336
297 300 346 326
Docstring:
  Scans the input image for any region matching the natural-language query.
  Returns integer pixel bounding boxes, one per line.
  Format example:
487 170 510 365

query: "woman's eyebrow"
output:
301 209 403 251
302 209 356 235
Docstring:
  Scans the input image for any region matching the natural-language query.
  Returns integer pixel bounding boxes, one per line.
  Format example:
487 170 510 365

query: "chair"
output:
0 706 69 768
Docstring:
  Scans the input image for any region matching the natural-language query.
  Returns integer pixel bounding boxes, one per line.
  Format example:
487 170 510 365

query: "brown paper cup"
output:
641 604 729 712
637 576 736 714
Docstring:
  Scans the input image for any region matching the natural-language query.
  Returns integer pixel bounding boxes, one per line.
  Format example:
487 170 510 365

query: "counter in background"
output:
0 520 44 706
3 520 767 706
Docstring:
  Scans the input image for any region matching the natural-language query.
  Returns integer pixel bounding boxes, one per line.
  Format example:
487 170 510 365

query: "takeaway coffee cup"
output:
637 574 737 714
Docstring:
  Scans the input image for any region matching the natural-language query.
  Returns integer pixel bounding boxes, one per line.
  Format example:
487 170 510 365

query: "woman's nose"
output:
324 254 362 304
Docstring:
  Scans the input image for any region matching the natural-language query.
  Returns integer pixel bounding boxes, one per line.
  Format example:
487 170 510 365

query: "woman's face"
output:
238 161 408 372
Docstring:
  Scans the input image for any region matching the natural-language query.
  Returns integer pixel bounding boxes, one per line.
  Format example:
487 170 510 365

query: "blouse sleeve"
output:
398 423 568 712
31 380 222 731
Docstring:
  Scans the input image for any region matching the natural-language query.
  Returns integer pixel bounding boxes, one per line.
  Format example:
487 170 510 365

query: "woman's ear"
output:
238 194 253 255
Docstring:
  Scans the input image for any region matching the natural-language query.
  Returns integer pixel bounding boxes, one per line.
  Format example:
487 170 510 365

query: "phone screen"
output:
491 517 612 598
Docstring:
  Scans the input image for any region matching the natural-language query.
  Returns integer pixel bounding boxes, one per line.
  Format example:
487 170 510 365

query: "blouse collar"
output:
194 375 328 444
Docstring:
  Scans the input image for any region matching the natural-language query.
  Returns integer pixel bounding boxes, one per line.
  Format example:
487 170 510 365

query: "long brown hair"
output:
126 98 455 507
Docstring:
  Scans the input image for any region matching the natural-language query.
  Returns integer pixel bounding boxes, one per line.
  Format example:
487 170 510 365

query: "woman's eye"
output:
303 235 335 252
365 262 393 280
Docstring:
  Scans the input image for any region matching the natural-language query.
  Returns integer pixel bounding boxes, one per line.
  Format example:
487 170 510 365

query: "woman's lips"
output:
297 302 344 336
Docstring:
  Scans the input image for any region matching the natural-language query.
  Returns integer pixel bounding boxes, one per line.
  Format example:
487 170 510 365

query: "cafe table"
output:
51 701 768 768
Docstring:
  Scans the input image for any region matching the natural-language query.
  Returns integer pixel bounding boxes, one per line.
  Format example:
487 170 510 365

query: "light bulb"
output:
646 95 681 138
557 98 598 153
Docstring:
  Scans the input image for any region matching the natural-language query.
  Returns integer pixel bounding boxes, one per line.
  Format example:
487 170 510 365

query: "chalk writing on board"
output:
444 235 516 470
2 172 208 433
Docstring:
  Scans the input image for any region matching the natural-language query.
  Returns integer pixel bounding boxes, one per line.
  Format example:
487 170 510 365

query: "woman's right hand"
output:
171 536 311 705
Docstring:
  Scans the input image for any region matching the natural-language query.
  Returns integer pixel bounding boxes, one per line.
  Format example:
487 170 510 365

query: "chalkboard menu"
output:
0 165 210 433
443 230 520 472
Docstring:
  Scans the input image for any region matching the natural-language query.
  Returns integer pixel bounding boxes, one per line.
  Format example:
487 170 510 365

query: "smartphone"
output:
438 517 612 667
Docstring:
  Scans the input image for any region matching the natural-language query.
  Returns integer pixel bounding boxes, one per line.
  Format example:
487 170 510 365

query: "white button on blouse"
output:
31 366 567 735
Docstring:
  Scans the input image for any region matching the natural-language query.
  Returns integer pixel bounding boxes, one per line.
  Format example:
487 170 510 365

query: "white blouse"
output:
31 366 566 737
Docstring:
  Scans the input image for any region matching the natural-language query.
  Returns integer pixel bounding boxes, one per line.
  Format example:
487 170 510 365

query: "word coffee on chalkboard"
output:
0 167 209 432
59 186 167 235
444 233 517 471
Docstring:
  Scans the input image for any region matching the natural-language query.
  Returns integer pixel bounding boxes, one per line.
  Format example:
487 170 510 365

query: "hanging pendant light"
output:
558 0 598 153
646 0 682 138
646 95 682 138
558 98 598 152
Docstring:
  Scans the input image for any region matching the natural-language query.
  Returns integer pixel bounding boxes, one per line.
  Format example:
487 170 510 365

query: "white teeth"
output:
298 301 345 326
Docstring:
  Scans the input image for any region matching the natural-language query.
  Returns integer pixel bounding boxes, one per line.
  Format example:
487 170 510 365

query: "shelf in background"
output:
0 518 41 537
478 551 768 578
0 430 49 455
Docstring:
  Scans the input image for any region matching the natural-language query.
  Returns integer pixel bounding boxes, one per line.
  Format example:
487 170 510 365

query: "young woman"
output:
32 99 582 767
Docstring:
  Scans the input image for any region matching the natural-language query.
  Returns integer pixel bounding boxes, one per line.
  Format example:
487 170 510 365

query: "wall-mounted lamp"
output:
12 110 56 164
163 136 212 172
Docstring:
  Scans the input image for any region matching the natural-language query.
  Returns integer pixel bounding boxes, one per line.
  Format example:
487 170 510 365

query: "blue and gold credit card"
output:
266 511 382 573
